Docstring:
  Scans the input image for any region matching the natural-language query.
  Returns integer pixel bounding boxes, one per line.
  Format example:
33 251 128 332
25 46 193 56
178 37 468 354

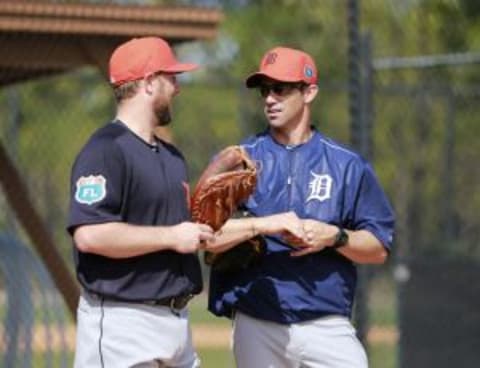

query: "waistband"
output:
86 291 194 311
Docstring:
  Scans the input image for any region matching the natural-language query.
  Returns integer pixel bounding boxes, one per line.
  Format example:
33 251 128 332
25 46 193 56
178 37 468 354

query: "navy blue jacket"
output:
208 129 394 324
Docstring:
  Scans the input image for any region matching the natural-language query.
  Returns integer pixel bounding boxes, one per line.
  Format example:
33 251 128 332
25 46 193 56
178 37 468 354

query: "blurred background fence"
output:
1 0 479 367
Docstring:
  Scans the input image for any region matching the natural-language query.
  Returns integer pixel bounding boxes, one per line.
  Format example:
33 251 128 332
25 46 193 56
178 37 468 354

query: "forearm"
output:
335 229 388 264
206 218 258 253
73 222 176 258
207 211 305 254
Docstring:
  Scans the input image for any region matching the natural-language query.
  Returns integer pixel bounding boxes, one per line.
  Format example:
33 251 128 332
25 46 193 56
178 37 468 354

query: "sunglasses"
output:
259 82 306 98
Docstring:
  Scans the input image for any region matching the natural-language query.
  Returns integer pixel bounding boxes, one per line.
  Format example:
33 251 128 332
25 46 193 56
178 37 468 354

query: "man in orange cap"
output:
206 46 395 367
67 37 214 368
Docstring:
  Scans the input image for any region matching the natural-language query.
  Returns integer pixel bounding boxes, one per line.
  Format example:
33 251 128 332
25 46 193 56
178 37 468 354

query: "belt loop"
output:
169 298 181 317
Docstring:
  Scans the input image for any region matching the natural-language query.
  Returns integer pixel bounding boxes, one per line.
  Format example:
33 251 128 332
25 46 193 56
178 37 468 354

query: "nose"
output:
168 74 179 95
264 92 277 105
171 78 180 95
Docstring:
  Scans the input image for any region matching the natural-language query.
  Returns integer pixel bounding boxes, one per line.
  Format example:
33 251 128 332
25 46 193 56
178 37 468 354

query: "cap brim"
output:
245 72 303 88
162 62 198 73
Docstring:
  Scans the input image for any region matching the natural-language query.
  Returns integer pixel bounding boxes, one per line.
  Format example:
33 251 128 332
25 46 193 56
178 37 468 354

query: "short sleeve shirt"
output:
67 121 202 301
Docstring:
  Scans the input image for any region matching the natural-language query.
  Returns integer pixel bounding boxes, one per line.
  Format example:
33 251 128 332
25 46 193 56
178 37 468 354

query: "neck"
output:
272 125 313 146
270 110 313 146
116 101 157 144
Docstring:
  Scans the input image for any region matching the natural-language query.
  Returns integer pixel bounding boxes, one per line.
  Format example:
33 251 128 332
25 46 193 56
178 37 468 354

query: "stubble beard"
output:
155 102 172 126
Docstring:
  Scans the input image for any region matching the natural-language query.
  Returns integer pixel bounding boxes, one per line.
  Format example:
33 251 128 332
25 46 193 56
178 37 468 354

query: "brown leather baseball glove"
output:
191 146 265 272
191 145 257 232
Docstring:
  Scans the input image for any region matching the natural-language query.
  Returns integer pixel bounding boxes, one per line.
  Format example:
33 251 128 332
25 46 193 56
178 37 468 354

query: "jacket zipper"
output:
287 147 296 210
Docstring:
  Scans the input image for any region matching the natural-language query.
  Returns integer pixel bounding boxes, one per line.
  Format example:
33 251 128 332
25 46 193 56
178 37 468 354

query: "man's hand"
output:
283 219 338 257
169 222 214 253
255 211 306 239
202 211 305 254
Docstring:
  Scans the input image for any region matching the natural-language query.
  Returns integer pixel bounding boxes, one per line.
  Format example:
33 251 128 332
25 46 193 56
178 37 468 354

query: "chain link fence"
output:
0 234 71 368
0 67 110 367
374 76 480 367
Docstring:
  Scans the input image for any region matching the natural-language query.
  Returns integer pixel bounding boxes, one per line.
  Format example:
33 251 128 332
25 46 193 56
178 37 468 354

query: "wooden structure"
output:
0 0 222 86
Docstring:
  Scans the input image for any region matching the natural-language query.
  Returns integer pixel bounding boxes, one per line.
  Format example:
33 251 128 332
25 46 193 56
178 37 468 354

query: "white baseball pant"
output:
74 292 200 368
232 311 368 368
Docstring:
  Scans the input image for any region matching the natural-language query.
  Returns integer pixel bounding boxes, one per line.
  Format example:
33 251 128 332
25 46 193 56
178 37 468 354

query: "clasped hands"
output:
200 211 340 257
258 211 339 257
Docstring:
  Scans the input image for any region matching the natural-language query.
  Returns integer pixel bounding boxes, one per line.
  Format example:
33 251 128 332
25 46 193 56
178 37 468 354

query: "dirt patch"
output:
192 324 232 348
368 325 398 344
1 324 397 352
193 324 399 348
0 324 230 352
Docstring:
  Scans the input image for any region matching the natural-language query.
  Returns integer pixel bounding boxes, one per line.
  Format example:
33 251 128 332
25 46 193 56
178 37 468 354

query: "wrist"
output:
159 226 176 251
249 218 259 238
252 217 266 235
331 227 349 249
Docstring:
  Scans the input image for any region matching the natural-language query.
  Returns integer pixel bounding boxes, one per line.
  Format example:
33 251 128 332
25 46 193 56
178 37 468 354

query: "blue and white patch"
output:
304 65 314 78
306 171 332 203
75 175 107 205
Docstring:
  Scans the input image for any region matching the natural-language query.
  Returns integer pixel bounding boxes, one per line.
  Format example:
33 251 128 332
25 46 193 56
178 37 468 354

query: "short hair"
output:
112 79 142 102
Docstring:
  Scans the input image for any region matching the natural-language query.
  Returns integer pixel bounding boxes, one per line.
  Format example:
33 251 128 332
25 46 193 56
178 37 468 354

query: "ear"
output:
303 84 318 104
143 74 157 95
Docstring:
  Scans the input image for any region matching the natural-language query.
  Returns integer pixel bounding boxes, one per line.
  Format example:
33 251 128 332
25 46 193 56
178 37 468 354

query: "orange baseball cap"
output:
109 37 198 86
245 47 317 88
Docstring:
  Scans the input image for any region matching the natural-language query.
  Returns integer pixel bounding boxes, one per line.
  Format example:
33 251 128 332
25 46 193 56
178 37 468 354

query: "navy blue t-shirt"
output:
67 121 202 301
208 129 395 324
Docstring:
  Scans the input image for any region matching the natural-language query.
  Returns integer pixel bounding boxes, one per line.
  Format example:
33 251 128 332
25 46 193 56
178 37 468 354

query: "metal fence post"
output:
347 0 376 348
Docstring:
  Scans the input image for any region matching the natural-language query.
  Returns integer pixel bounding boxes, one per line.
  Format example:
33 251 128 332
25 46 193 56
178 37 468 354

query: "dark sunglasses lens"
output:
260 86 270 98
259 84 290 98
272 84 288 95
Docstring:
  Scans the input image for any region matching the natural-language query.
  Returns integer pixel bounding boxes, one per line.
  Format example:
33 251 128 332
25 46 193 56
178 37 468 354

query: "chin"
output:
156 107 172 126
268 118 286 128
157 117 171 127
